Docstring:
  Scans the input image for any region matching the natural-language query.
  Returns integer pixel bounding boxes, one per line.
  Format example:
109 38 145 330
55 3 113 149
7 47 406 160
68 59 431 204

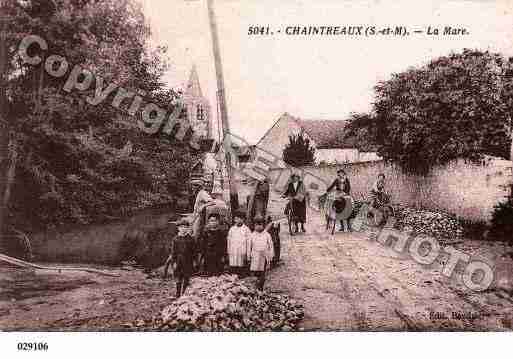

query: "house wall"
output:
358 152 382 162
257 113 303 159
315 149 360 164
257 113 380 166
268 158 512 223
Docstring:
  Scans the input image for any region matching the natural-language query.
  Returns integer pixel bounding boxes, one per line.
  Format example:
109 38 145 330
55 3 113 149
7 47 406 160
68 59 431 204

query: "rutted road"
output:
266 207 513 331
1 193 513 331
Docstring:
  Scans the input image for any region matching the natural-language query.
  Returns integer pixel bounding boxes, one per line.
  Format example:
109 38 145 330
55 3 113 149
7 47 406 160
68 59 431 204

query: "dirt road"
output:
1 194 513 331
266 210 513 331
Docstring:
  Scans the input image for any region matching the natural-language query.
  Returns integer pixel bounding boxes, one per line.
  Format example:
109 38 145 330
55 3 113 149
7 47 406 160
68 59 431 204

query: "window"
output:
197 104 205 121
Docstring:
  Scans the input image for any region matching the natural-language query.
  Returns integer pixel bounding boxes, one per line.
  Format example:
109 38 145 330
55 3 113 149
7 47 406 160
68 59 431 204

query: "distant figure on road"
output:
283 174 309 234
326 168 351 195
369 173 393 226
371 173 390 207
266 216 281 267
325 169 353 232
247 178 270 228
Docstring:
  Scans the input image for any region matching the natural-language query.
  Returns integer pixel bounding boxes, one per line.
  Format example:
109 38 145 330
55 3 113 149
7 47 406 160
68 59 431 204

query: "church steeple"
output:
183 65 211 139
185 65 203 99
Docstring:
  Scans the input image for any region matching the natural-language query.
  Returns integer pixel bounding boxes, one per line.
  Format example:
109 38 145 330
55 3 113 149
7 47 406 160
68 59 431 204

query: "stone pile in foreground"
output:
160 274 304 331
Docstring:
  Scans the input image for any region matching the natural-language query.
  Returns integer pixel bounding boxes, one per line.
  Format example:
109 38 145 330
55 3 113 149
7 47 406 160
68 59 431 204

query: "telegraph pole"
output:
205 0 239 213
0 0 8 238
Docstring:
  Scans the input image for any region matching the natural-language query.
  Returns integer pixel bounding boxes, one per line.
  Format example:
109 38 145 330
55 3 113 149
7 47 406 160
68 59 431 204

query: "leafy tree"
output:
283 132 316 167
346 49 513 175
343 112 379 152
0 0 198 231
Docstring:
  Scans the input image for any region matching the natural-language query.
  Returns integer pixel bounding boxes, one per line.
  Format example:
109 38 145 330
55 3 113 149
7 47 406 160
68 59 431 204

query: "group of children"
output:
164 210 278 297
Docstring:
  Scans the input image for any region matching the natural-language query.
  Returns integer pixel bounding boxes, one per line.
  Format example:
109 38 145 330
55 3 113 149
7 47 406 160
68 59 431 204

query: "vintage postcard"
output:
0 0 512 356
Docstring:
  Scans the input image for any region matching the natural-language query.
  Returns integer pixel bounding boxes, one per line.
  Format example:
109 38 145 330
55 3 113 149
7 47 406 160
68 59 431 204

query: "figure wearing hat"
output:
247 216 274 291
282 173 309 234
164 218 196 297
201 213 228 276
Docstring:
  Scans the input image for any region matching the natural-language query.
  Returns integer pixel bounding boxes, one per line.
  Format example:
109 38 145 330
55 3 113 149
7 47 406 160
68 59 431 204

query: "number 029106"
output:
17 342 49 351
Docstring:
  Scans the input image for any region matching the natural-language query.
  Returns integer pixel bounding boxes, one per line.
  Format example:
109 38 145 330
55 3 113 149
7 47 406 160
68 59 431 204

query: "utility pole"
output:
510 116 513 194
0 0 8 239
205 0 239 213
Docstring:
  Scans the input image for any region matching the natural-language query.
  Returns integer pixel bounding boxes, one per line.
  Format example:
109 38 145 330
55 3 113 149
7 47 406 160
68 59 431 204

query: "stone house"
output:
256 112 380 166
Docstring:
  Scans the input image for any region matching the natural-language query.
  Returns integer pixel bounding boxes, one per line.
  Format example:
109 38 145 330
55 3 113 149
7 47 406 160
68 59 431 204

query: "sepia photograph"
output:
1 0 513 352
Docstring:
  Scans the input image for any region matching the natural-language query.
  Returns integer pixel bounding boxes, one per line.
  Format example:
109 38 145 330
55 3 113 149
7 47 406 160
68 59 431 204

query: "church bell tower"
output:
183 65 211 139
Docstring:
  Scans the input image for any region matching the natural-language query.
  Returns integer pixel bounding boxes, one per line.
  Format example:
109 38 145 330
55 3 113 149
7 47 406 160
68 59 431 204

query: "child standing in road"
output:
227 210 251 277
201 213 227 276
248 216 274 291
164 218 196 297
266 216 281 268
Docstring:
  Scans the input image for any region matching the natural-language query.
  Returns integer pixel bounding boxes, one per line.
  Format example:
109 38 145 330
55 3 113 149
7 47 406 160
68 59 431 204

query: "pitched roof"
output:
295 119 356 149
185 65 203 98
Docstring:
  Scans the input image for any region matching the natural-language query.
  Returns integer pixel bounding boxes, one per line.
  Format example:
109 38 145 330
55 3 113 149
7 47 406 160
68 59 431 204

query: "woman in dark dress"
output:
283 174 308 234
326 169 351 195
369 173 393 226
247 178 270 228
325 169 353 231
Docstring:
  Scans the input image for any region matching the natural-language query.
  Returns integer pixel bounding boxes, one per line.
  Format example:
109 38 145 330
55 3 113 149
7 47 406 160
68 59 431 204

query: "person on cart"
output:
191 180 213 239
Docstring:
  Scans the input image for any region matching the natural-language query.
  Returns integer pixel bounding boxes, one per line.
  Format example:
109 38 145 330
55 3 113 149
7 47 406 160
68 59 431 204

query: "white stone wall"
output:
358 152 382 162
315 148 360 164
269 158 512 223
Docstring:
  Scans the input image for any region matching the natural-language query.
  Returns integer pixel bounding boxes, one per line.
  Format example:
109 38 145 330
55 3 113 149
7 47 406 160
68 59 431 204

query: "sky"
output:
142 0 513 144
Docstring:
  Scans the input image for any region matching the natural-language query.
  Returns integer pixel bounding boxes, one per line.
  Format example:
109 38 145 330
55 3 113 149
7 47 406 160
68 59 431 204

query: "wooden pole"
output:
510 116 513 196
206 0 239 213
0 1 9 238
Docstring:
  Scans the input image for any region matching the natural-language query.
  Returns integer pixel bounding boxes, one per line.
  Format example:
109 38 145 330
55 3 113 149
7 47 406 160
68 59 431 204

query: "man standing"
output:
283 174 308 233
